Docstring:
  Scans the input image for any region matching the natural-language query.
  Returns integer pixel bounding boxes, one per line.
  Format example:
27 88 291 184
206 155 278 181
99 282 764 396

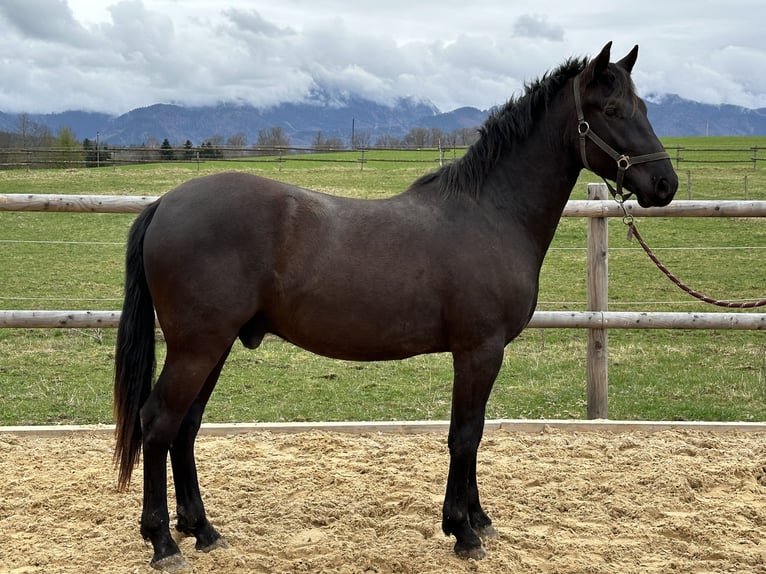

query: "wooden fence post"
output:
587 183 609 418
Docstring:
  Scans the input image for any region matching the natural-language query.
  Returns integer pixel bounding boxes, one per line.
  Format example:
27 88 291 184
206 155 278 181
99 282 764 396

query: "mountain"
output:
1 92 765 147
645 94 766 136
13 92 440 148
416 106 490 132
96 97 440 147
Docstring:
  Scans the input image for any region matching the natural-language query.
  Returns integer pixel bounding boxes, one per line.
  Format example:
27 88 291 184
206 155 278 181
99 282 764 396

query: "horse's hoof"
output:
197 536 229 553
475 524 498 540
455 543 487 561
151 553 191 572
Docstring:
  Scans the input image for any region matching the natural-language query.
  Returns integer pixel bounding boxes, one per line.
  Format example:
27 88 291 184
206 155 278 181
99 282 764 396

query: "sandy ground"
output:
2 428 766 573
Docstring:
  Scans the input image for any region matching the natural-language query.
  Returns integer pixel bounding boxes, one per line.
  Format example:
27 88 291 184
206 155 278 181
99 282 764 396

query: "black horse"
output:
114 42 677 570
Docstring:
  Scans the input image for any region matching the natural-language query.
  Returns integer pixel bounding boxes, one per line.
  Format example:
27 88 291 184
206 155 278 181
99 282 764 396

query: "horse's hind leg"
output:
139 341 233 570
171 346 232 552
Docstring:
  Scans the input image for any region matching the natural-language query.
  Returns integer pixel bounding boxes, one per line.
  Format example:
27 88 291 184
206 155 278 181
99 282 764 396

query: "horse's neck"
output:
484 123 580 256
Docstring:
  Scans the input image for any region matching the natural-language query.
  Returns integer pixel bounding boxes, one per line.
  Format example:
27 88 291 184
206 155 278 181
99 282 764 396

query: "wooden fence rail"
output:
2 309 764 331
4 192 766 217
2 184 766 418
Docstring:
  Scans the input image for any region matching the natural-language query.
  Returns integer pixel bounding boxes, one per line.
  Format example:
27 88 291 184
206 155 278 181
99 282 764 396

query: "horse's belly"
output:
270 298 448 362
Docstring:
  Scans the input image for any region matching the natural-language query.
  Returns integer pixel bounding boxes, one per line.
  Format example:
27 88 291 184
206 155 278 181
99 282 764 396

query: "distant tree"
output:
199 140 223 159
56 126 78 148
160 138 174 161
226 132 247 157
16 113 31 147
83 138 111 167
430 128 446 148
374 134 402 148
453 127 480 146
83 138 96 166
206 134 224 148
183 140 194 160
312 131 345 151
324 136 345 149
312 131 326 150
0 130 14 148
14 114 51 148
33 123 54 147
255 126 290 149
352 130 372 149
403 127 430 148
441 129 458 149
54 126 82 167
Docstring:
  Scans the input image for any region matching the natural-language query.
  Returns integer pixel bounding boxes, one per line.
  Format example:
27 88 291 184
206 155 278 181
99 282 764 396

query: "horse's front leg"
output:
442 341 504 559
467 454 498 539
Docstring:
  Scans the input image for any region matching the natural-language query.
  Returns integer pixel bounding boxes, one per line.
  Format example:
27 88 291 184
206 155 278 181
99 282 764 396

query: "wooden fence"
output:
1 144 764 170
2 183 766 418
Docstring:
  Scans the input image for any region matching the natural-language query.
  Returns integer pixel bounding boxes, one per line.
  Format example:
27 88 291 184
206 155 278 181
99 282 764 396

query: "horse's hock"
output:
3 427 766 573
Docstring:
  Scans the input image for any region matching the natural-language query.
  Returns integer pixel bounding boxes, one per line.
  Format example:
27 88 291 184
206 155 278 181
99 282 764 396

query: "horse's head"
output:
574 42 678 207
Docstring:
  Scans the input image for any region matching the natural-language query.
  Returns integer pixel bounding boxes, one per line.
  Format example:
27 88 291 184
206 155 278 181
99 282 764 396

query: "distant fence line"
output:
0 146 453 170
2 184 766 419
0 145 764 171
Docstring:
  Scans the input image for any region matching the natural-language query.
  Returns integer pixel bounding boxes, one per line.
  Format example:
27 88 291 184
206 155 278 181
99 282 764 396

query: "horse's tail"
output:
113 199 161 491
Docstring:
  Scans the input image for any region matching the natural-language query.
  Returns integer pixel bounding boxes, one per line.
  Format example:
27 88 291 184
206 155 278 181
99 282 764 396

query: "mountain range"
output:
1 91 764 148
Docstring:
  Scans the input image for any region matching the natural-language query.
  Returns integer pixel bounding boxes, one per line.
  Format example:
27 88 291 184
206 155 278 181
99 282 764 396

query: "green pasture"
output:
664 136 764 171
1 138 766 425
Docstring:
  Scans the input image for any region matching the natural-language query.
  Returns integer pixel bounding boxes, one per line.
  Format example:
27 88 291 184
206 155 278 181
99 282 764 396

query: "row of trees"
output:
0 113 481 168
151 126 481 157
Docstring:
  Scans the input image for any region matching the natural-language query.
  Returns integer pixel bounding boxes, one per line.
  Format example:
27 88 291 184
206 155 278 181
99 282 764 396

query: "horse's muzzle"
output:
635 171 678 208
651 172 678 207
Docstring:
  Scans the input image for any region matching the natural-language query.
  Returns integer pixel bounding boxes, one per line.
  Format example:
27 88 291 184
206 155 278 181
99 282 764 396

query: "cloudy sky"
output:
0 0 764 115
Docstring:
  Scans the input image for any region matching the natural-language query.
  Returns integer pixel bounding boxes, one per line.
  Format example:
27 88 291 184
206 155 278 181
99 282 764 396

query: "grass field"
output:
1 138 766 425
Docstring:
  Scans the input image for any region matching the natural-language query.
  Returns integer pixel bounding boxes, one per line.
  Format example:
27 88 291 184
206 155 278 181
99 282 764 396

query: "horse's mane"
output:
416 56 589 198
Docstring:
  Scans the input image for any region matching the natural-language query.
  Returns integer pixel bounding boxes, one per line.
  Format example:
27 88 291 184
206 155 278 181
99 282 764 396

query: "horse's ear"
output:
583 41 612 84
617 45 639 74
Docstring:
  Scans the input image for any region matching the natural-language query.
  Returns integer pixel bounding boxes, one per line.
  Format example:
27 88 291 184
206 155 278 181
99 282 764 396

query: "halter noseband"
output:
573 74 670 202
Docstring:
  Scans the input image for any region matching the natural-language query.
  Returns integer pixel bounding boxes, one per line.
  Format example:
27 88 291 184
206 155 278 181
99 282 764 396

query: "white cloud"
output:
512 14 564 41
0 0 763 114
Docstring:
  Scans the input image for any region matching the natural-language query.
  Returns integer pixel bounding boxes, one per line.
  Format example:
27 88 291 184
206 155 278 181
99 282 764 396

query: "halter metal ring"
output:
578 121 590 136
616 155 631 170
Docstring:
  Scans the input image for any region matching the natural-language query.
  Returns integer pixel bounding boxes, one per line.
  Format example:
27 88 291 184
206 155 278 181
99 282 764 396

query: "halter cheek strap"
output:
573 75 670 202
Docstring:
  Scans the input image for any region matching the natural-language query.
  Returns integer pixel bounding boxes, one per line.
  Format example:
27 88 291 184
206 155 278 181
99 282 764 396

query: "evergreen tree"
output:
183 140 194 160
160 138 174 161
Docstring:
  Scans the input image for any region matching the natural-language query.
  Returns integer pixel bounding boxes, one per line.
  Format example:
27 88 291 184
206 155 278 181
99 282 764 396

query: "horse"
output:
114 42 677 571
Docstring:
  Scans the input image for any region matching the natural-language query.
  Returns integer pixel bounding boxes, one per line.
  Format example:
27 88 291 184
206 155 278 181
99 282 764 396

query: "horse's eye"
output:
604 106 619 118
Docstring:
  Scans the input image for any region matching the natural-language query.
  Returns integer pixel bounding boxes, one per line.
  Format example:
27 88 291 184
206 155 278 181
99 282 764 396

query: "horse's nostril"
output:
654 176 669 196
650 175 677 206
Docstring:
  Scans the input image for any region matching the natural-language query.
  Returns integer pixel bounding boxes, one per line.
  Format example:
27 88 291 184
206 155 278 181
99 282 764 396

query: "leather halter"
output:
573 74 670 201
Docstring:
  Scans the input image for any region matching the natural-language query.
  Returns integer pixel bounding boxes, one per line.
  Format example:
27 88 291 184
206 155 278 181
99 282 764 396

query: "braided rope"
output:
626 221 766 309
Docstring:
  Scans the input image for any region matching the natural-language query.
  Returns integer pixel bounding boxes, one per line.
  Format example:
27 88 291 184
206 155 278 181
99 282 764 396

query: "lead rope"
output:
615 199 766 309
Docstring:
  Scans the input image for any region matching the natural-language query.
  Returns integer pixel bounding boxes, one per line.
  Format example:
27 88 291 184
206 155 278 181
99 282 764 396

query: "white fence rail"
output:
1 309 765 331
2 184 766 418
4 192 766 216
